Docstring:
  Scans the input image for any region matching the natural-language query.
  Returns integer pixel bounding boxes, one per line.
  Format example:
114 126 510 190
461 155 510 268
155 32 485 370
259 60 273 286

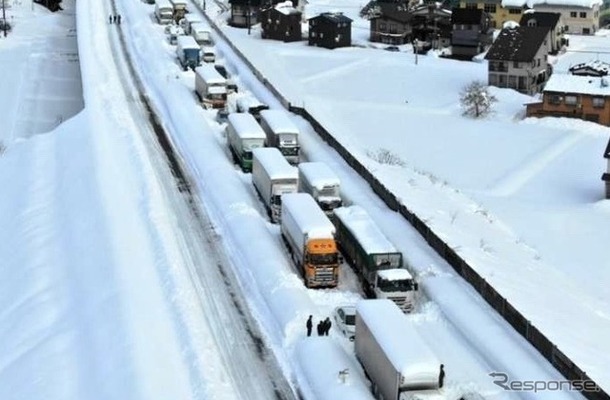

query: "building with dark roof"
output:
409 2 452 48
368 2 412 44
260 1 302 42
484 26 552 94
308 12 352 49
450 8 492 59
228 0 277 28
569 60 610 77
519 11 563 54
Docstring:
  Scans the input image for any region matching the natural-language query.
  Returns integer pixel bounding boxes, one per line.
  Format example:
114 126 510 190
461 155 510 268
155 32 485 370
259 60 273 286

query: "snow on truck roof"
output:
334 205 400 256
377 268 412 281
195 65 225 84
170 0 188 5
227 113 266 139
298 162 340 190
357 299 441 380
259 110 300 135
282 193 335 238
176 35 199 48
252 148 298 180
155 0 173 8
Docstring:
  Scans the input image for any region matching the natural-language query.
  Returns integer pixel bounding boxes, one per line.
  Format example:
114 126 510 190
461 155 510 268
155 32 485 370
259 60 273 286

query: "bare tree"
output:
460 80 497 118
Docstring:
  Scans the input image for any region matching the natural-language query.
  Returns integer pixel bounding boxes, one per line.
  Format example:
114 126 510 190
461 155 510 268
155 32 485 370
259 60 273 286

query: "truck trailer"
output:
169 0 187 22
355 299 443 400
236 93 269 121
180 13 202 35
281 193 340 288
226 113 266 172
298 162 342 215
334 205 417 312
252 148 298 223
194 64 227 109
259 109 300 165
176 35 201 70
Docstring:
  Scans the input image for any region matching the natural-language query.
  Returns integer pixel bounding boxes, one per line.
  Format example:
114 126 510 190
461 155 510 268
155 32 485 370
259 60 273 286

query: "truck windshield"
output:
243 151 253 161
281 146 299 156
318 187 339 197
309 253 338 265
377 278 413 292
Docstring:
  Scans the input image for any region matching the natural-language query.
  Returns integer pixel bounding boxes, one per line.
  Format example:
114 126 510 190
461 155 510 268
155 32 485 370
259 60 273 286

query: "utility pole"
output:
414 38 418 65
2 0 7 37
247 0 251 35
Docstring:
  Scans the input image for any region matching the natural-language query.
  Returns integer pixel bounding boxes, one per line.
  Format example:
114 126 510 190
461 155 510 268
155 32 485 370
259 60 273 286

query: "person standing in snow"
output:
324 317 331 336
117 14 122 24
439 364 445 388
306 315 313 337
109 15 113 24
317 321 324 336
113 15 117 24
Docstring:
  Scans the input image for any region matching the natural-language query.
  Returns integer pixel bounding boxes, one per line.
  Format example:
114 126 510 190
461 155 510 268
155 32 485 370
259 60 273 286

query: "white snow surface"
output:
502 0 602 7
260 109 300 135
227 112 266 138
544 74 610 95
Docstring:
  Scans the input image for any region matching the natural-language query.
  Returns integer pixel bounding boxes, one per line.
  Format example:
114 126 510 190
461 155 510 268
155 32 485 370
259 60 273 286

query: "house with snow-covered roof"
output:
527 74 610 125
569 60 610 76
528 0 601 34
367 2 413 45
519 11 564 53
484 25 552 94
459 0 527 28
260 1 302 42
308 12 352 49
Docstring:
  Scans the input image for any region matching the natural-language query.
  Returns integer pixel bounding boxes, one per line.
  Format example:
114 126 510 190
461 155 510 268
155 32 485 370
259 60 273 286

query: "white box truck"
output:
259 109 300 165
180 13 202 35
176 35 201 70
155 0 174 24
226 113 266 172
195 64 227 109
298 162 342 214
252 148 298 223
334 206 417 312
191 22 213 46
281 193 340 288
356 299 443 400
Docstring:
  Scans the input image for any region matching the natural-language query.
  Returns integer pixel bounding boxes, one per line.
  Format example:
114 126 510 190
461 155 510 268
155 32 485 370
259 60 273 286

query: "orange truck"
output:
281 193 339 288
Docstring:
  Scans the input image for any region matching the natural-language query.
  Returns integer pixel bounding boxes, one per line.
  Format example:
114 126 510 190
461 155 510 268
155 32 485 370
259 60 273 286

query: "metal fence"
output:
200 8 608 400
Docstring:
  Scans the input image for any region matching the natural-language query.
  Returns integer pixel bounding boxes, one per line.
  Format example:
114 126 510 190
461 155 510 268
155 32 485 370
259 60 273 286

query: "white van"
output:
202 46 216 63
191 22 213 46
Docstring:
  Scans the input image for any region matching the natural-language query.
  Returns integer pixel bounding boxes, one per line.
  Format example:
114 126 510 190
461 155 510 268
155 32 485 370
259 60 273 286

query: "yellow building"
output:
459 0 526 28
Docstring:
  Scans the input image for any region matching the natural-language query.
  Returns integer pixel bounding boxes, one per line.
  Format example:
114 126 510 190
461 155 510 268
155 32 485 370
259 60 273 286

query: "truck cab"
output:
374 269 418 313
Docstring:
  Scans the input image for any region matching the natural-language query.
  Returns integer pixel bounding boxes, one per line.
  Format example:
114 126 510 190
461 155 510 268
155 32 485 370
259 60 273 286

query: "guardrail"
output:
197 5 609 399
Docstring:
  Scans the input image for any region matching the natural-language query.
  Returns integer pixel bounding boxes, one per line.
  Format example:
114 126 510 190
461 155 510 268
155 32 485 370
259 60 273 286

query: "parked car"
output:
333 305 356 341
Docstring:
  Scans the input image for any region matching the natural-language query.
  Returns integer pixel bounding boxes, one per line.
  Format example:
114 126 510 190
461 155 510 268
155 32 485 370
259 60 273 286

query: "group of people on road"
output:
109 14 122 24
306 315 332 337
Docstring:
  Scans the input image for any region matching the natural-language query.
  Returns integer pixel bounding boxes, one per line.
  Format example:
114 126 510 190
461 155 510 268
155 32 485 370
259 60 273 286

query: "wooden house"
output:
261 1 302 42
527 74 610 125
308 12 352 49
484 26 552 95
368 2 412 45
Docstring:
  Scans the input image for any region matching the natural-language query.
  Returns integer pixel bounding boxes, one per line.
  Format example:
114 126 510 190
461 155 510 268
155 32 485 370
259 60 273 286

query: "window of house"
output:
565 95 578 105
498 74 507 87
514 61 519 68
537 58 540 67
518 76 526 89
336 34 342 42
380 22 387 30
580 12 587 18
310 31 316 37
549 95 561 104
465 3 478 9
320 32 324 38
489 74 498 85
564 25 569 31
484 3 496 13
593 97 605 108
570 11 577 17
583 27 590 34
389 24 397 33
509 8 521 14
508 75 517 88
